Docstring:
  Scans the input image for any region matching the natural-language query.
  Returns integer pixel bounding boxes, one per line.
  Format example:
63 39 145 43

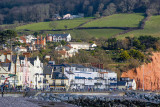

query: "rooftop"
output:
49 34 70 38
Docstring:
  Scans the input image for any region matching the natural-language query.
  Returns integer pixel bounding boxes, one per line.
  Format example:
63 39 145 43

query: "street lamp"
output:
35 73 39 90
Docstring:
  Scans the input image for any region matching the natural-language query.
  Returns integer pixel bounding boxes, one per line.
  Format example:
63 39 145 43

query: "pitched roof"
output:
52 72 68 79
58 50 66 55
56 46 71 51
12 55 17 63
1 63 11 71
69 42 90 45
49 34 70 38
19 36 26 42
28 57 37 66
43 66 52 75
65 71 74 74
71 64 86 68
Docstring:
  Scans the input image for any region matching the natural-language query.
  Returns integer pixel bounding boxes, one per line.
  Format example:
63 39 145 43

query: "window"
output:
49 75 51 78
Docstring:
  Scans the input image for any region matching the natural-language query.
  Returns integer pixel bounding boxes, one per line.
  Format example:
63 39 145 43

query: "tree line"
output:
0 0 160 24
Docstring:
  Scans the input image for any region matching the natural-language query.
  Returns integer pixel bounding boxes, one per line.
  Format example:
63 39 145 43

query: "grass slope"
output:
117 15 160 39
44 29 124 39
82 13 144 28
16 18 92 31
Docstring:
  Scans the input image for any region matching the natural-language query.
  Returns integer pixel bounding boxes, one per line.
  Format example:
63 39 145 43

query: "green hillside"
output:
117 15 160 39
44 29 124 39
16 18 92 31
14 13 160 39
82 13 144 27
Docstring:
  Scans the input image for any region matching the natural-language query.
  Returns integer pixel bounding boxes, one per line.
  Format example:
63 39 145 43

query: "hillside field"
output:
13 13 160 39
117 15 160 39
16 18 93 31
82 13 144 27
43 29 124 39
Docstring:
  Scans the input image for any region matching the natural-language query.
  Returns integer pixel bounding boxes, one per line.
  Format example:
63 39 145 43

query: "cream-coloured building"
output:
69 42 90 50
50 71 69 90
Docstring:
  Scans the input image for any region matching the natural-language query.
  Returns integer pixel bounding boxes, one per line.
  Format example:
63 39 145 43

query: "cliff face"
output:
121 53 160 91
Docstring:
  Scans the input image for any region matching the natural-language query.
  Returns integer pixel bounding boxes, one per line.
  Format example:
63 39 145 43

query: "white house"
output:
10 55 44 89
55 45 78 58
25 35 37 43
63 14 73 19
47 34 71 42
52 64 117 90
15 46 27 53
69 42 90 50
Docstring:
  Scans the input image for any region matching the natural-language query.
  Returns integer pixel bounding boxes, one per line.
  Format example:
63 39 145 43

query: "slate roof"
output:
12 55 17 63
19 56 25 60
110 83 117 86
109 78 117 81
65 71 74 74
43 66 52 75
49 34 70 38
1 63 11 71
52 64 71 68
94 83 103 85
117 81 127 86
28 57 37 66
71 64 86 68
75 76 85 79
56 46 71 51
52 72 68 79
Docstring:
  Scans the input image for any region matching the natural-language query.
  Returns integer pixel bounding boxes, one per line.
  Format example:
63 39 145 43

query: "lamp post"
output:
35 73 39 90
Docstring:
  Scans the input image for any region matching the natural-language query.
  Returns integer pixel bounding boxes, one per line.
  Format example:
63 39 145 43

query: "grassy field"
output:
82 13 144 28
14 13 160 39
117 15 160 39
43 29 124 39
16 18 93 31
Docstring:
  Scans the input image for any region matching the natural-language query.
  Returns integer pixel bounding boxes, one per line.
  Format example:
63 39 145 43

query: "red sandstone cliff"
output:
121 53 160 91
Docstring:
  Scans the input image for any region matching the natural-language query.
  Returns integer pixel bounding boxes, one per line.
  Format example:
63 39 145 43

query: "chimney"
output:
37 36 39 44
41 35 42 40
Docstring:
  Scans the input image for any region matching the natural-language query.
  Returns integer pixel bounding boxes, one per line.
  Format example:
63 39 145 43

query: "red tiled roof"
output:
66 45 72 48
19 36 26 43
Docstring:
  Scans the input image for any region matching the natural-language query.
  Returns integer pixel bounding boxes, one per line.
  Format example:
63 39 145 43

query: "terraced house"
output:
49 64 117 91
46 34 71 42
0 53 44 89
